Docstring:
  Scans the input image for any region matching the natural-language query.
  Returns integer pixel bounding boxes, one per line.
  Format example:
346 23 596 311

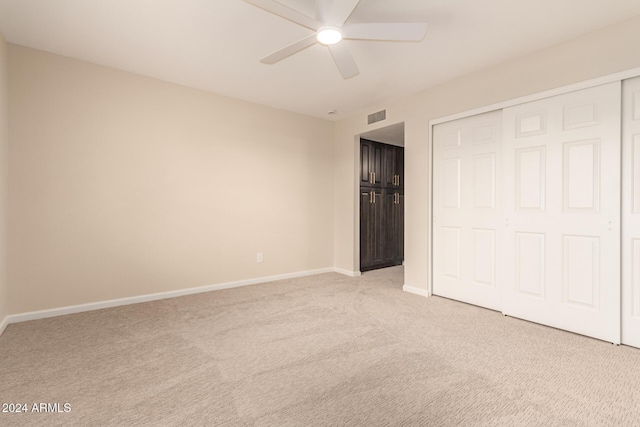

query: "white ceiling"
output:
1 0 639 120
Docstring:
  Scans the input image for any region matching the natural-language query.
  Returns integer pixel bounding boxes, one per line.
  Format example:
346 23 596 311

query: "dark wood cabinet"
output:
360 140 404 272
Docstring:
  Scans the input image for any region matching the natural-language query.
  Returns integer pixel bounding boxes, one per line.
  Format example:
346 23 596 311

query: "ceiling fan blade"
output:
315 0 332 22
326 0 360 26
260 35 318 64
343 23 428 41
328 43 359 79
243 0 321 30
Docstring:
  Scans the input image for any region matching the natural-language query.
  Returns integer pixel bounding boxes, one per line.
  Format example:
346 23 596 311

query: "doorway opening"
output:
358 122 405 273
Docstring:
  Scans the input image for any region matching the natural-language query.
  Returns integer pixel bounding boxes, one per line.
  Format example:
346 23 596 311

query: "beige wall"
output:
0 33 7 322
7 14 640 316
8 45 334 314
334 15 640 290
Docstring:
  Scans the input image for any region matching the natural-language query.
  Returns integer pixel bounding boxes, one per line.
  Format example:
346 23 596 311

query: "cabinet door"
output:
384 145 398 188
397 191 404 260
383 146 405 188
360 190 373 268
371 143 384 187
360 141 374 186
360 188 385 269
383 190 398 263
396 147 404 189
384 190 404 263
360 139 383 187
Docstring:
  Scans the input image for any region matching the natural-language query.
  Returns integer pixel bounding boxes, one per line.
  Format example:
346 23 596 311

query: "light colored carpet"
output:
1 266 640 426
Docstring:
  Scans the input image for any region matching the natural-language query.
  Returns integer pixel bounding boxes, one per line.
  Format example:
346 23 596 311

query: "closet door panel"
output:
503 82 621 343
622 76 640 348
433 110 503 311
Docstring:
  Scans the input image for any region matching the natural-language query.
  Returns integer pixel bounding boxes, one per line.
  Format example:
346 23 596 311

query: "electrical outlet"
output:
257 252 264 263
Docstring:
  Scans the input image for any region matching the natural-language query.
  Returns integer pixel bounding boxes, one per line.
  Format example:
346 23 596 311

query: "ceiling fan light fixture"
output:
244 0 428 79
317 27 342 45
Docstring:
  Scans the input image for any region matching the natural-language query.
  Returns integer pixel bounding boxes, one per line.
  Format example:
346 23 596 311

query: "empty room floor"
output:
1 266 640 426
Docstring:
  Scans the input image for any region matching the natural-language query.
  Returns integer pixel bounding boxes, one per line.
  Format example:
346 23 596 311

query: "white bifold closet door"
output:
433 110 503 311
622 76 640 348
502 82 621 343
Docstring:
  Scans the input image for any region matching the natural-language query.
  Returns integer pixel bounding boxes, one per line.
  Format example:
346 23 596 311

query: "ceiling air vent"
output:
368 110 386 125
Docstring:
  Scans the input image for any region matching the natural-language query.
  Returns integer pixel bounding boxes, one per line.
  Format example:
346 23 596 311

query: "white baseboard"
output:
0 315 8 337
403 284 430 298
333 268 361 277
7 267 335 325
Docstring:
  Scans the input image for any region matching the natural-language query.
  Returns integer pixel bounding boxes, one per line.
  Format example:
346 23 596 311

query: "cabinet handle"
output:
372 171 376 184
396 175 400 186
369 191 373 204
372 191 376 204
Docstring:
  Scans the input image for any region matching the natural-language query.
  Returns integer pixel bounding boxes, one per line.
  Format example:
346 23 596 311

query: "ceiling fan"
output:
243 0 428 79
